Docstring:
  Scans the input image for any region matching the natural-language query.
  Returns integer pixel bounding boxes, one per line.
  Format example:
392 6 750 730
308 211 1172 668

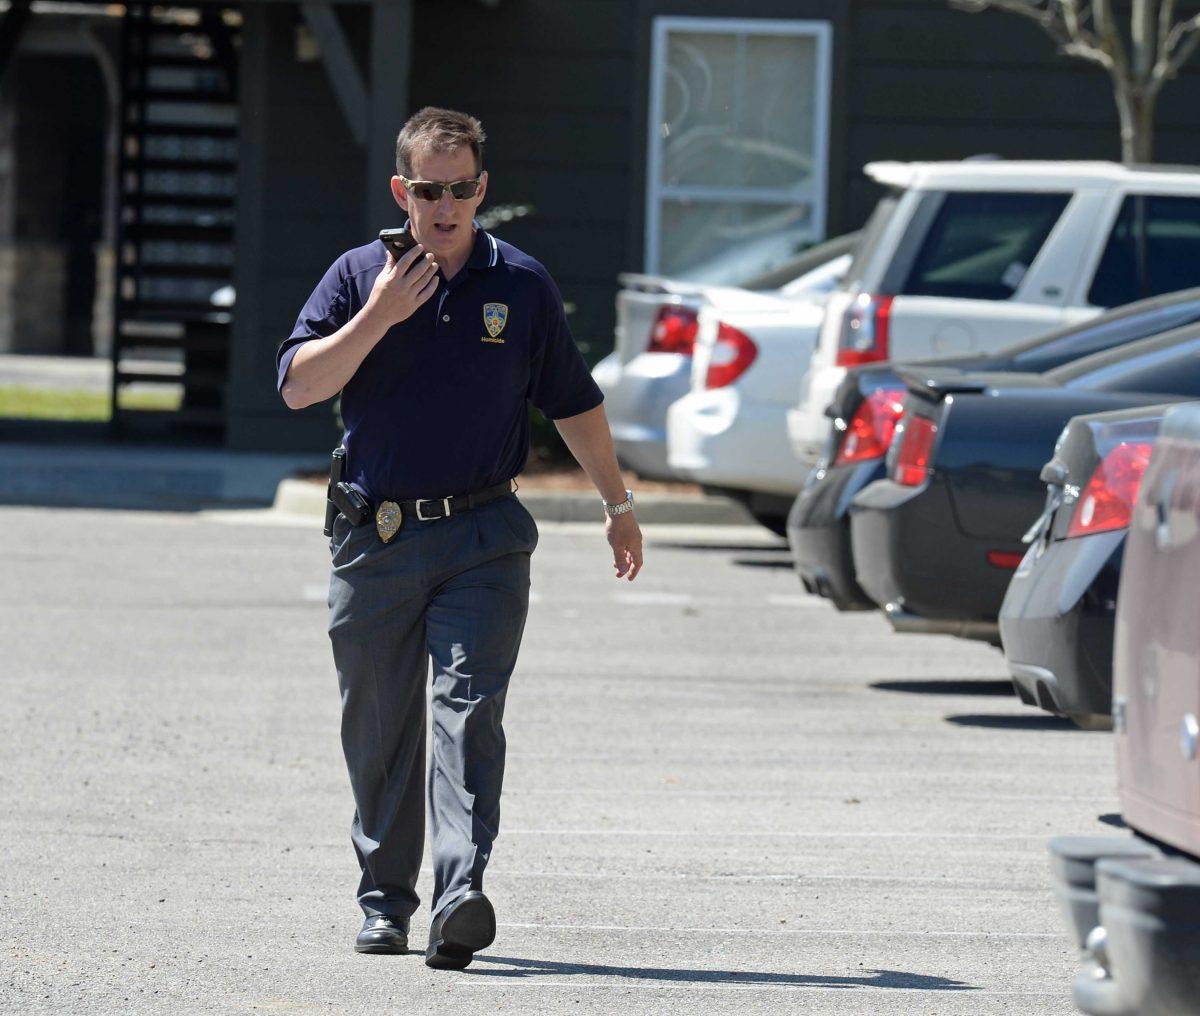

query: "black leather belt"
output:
360 479 515 526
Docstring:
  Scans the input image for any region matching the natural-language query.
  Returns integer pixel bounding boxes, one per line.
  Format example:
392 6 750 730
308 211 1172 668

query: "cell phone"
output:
378 227 420 260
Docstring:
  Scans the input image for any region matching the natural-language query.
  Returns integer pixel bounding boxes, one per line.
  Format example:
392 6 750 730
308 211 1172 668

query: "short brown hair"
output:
395 107 486 178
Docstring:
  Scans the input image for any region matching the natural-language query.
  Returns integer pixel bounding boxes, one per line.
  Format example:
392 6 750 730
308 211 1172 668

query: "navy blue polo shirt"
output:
277 227 603 501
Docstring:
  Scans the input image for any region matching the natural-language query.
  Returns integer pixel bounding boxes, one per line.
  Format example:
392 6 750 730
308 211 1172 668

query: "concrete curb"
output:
272 478 756 526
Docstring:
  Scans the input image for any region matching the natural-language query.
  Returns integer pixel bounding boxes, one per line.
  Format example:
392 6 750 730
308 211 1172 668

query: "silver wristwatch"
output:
602 488 635 517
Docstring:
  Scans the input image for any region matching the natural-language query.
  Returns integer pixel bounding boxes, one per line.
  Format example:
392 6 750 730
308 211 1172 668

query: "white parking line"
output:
495 920 1059 940
610 591 694 606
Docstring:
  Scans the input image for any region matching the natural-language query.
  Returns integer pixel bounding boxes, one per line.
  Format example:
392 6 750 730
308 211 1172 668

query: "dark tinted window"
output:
1011 296 1200 372
1065 336 1200 396
900 191 1071 300
1088 196 1200 308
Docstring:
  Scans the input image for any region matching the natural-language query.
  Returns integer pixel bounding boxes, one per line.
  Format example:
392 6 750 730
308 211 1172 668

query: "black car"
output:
847 321 1200 643
999 405 1171 728
788 289 1200 611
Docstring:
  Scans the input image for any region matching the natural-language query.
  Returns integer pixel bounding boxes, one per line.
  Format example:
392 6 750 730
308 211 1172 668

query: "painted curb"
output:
272 478 756 526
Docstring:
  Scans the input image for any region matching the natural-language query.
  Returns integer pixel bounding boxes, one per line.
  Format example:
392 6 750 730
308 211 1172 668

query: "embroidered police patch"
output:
483 303 508 339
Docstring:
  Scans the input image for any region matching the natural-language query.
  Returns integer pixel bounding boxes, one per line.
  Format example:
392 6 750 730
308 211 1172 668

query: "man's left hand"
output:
606 512 643 581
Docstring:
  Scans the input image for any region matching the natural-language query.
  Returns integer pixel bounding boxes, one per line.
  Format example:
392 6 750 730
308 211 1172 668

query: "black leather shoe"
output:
425 891 496 970
355 913 409 954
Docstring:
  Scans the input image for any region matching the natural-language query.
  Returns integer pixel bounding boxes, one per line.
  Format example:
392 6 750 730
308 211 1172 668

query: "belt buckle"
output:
415 497 452 521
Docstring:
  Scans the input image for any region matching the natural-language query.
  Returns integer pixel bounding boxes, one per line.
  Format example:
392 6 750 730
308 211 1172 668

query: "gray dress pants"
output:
326 492 537 921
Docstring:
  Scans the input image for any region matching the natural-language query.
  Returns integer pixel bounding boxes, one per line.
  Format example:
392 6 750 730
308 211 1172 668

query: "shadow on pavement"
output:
731 556 794 569
469 956 976 991
944 713 1078 731
654 542 787 553
1098 812 1127 829
871 679 1015 697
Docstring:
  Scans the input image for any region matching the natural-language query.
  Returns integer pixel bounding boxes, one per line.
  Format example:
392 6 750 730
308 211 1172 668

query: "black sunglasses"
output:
400 175 482 202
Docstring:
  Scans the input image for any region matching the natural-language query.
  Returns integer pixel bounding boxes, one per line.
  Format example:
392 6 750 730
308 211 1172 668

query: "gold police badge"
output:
375 500 402 543
482 303 508 342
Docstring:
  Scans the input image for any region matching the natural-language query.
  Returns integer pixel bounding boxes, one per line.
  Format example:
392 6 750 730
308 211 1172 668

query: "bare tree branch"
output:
950 0 1200 161
1159 0 1179 60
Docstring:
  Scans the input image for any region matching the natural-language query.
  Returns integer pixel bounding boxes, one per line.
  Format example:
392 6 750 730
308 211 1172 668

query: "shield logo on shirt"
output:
483 303 508 339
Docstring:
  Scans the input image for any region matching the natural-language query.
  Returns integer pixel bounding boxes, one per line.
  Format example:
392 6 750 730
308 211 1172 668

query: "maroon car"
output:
1047 401 1200 1015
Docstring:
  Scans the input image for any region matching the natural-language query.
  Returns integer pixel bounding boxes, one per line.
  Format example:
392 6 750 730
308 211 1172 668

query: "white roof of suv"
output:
866 160 1200 192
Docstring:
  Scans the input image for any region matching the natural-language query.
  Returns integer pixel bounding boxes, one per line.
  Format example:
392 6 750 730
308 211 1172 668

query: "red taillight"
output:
835 293 893 368
892 415 938 487
646 305 699 355
987 550 1025 570
834 388 906 465
1066 442 1153 538
705 322 758 389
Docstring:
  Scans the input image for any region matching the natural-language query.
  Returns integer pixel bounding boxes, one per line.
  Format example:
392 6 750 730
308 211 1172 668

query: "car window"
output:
899 191 1071 301
1088 195 1200 308
1065 335 1200 395
844 194 899 290
1011 296 1200 371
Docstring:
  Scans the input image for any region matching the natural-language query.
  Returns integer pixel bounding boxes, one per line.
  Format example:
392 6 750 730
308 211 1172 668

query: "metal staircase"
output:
111 3 241 441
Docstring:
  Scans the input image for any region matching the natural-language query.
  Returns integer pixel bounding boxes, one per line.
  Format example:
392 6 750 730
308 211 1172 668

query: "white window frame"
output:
644 16 833 276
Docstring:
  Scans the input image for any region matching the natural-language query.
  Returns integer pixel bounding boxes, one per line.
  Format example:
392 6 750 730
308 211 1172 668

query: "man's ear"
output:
390 176 408 212
475 169 488 206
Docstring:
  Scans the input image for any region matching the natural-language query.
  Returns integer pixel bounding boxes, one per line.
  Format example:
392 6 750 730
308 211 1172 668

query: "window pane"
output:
659 199 814 283
1146 196 1200 297
900 192 1071 301
660 31 820 192
1088 197 1140 308
1088 196 1200 308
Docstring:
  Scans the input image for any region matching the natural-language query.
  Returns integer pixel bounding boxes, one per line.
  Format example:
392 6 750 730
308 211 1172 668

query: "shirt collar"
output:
399 219 500 274
466 222 501 271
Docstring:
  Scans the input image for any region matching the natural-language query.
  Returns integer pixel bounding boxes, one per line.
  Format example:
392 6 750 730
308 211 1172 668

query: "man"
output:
276 107 643 969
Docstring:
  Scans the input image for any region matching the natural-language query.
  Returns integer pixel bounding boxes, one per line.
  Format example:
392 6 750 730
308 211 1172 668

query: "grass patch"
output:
0 385 182 421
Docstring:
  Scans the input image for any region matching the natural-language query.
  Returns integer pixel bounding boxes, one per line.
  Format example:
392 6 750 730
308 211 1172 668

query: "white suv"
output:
788 160 1200 465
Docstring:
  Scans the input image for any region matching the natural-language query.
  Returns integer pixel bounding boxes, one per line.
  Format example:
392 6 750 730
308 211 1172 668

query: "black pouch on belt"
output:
331 482 371 527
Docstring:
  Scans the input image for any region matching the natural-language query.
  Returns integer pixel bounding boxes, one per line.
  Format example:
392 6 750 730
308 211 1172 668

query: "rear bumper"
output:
849 475 1022 627
666 388 807 495
999 530 1125 718
786 459 884 609
1047 836 1200 1016
599 351 692 481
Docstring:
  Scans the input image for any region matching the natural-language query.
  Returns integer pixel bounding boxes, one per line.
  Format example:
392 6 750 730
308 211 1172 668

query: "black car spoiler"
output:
896 366 1050 403
896 366 990 402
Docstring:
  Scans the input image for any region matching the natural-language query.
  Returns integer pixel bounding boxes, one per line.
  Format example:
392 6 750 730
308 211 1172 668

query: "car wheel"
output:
1068 713 1114 732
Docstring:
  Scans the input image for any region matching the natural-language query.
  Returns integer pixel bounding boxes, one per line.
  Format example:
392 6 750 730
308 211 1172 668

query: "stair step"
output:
135 124 238 139
124 223 234 242
128 88 237 105
120 297 233 315
128 194 236 211
134 157 238 174
117 370 228 389
115 332 229 353
131 263 233 280
112 407 226 429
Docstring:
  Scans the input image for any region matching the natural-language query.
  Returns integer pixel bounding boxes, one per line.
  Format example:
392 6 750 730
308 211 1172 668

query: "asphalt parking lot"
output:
1 506 1117 1015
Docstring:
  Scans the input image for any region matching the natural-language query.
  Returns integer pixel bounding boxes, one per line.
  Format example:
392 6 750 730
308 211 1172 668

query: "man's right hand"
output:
365 245 440 328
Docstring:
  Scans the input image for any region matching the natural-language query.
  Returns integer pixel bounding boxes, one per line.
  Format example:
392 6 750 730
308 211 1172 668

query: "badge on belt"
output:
376 501 402 543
